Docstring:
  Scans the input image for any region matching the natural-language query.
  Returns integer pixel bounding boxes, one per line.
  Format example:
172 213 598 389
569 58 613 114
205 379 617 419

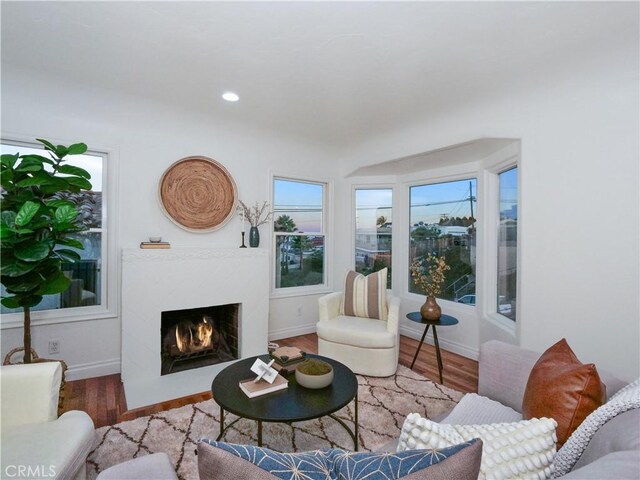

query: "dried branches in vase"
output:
237 200 272 247
237 200 272 227
410 254 450 320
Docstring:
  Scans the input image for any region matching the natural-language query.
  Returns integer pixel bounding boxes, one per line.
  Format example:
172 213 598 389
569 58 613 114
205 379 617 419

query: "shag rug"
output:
87 365 463 480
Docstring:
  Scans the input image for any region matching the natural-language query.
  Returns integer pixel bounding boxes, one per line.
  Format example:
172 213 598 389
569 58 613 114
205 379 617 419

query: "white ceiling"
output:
1 2 637 152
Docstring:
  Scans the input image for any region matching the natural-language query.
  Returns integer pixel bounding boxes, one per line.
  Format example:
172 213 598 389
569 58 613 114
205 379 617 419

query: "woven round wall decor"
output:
158 156 238 232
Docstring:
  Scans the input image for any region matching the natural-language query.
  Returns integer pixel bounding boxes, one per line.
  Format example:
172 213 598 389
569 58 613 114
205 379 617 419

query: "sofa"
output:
0 362 96 480
433 340 639 479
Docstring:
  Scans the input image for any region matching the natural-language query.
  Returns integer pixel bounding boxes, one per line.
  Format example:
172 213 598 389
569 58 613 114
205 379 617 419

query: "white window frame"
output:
0 136 119 329
271 175 331 298
480 154 520 334
351 185 394 288
405 174 479 307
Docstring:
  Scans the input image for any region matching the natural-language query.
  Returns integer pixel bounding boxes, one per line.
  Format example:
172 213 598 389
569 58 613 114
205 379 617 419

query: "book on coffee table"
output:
239 373 288 398
271 346 305 364
140 242 171 249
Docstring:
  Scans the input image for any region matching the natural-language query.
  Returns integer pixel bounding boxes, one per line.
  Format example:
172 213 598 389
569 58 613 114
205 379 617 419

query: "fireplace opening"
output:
161 303 239 376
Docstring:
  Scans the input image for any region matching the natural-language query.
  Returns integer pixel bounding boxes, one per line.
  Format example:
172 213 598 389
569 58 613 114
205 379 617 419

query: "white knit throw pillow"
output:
398 413 558 480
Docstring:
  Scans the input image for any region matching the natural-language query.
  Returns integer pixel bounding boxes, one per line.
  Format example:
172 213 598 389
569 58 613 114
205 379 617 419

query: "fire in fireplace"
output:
161 303 239 375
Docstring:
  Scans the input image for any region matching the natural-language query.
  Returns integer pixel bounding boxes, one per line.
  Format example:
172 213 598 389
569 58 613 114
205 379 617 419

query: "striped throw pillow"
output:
341 268 388 321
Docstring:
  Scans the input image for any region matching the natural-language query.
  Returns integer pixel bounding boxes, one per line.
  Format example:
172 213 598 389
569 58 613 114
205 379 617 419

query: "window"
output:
273 178 326 289
1 141 106 315
355 188 392 288
497 167 518 320
409 179 477 302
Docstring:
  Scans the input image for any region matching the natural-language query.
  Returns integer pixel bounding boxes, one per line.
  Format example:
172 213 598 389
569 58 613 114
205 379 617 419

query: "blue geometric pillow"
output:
197 438 482 480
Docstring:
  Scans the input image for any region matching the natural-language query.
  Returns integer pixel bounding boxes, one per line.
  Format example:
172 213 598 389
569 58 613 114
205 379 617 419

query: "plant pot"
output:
296 366 334 389
249 226 260 247
420 295 441 321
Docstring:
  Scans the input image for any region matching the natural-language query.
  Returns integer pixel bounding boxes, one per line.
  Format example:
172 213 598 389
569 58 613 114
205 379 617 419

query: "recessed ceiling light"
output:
222 92 239 102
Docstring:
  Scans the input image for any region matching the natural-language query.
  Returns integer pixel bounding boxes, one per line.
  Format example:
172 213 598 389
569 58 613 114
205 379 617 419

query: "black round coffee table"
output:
211 354 358 450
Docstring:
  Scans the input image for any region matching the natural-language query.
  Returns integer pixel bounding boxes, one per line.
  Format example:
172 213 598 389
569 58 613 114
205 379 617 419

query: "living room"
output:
1 2 638 480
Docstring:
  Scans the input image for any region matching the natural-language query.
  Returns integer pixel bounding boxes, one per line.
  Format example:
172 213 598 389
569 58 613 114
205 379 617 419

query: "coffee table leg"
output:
410 324 431 369
354 393 359 451
219 407 225 439
257 420 262 447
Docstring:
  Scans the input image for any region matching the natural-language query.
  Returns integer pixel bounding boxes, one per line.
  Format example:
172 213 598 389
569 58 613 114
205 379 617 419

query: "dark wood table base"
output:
217 394 359 450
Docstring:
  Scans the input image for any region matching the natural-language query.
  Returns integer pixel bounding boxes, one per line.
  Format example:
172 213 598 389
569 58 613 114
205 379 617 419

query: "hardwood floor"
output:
62 333 478 428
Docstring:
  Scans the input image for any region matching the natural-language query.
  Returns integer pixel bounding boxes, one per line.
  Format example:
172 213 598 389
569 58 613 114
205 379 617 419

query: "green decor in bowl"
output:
295 358 334 389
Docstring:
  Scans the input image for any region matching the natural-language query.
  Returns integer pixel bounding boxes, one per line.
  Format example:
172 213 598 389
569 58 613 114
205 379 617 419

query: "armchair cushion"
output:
316 315 396 349
341 268 388 320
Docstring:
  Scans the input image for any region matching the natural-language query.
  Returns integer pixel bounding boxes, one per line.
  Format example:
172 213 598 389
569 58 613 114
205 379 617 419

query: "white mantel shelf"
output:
120 246 269 409
122 247 268 262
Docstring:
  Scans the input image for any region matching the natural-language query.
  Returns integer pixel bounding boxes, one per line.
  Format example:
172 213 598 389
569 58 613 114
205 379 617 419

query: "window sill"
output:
0 307 118 330
484 312 517 336
270 285 332 300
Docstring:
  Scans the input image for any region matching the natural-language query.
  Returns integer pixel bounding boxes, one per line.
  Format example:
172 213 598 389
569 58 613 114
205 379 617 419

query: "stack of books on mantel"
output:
239 373 288 398
270 346 306 374
140 242 171 249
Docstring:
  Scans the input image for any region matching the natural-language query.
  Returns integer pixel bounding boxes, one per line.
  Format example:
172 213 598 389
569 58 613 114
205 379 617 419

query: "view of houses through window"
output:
273 178 325 289
409 179 477 302
354 188 392 288
0 141 105 315
498 167 518 320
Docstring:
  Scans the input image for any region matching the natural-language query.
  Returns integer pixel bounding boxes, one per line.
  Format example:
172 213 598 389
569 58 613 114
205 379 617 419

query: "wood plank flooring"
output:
62 333 478 428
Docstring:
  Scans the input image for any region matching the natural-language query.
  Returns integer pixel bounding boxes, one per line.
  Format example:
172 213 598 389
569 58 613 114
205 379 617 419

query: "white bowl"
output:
149 236 162 243
295 366 334 389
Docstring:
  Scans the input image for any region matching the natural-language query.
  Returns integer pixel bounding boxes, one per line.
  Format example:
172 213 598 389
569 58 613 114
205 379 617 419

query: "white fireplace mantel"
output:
121 247 269 409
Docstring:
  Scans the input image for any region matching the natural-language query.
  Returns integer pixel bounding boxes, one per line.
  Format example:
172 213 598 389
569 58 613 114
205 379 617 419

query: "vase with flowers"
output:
237 200 272 247
409 253 450 321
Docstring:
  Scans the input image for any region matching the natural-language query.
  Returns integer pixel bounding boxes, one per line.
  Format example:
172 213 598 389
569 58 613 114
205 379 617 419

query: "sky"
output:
499 167 518 219
273 178 323 232
356 188 392 230
410 178 477 225
2 142 104 192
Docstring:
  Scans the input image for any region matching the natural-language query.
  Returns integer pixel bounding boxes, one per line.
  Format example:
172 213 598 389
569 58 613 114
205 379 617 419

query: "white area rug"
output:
87 365 463 479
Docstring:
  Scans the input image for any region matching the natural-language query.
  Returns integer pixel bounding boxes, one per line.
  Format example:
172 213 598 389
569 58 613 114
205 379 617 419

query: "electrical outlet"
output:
48 340 60 355
297 307 302 316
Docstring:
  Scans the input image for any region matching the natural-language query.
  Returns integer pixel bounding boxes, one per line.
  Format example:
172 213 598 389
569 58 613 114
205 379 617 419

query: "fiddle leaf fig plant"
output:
1 139 92 363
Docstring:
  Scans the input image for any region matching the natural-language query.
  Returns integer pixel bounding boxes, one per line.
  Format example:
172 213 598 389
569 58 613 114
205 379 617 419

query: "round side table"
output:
406 312 459 384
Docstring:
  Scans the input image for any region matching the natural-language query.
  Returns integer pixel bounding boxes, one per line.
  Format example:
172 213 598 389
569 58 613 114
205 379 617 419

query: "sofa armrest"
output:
318 292 343 322
478 340 540 413
1 362 62 428
386 295 400 335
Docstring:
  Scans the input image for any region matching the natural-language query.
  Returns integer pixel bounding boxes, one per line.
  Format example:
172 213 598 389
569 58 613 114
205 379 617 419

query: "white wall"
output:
333 44 640 380
0 65 337 379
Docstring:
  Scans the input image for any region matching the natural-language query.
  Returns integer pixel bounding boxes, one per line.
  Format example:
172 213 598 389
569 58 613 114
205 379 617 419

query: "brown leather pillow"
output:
522 338 606 448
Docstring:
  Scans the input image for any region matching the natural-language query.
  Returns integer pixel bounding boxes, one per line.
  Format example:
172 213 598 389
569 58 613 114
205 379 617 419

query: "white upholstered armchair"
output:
317 291 401 377
0 362 96 480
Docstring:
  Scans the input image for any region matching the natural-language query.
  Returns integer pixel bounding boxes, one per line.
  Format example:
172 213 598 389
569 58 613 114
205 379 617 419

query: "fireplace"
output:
160 303 239 375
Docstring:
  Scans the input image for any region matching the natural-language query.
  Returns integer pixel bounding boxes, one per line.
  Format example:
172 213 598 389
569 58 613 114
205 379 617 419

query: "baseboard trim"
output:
66 358 121 381
400 324 479 361
269 323 317 341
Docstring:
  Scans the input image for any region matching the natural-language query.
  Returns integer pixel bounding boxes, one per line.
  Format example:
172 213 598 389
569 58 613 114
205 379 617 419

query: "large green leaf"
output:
46 199 76 209
56 249 81 262
58 164 91 179
14 240 51 262
67 143 88 155
36 138 57 152
1 153 19 168
2 272 43 293
37 270 71 295
56 237 84 249
15 158 44 172
55 145 69 158
1 296 21 309
19 154 55 166
16 172 56 187
15 201 40 226
1 211 17 226
65 176 92 190
55 205 78 224
0 259 37 277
